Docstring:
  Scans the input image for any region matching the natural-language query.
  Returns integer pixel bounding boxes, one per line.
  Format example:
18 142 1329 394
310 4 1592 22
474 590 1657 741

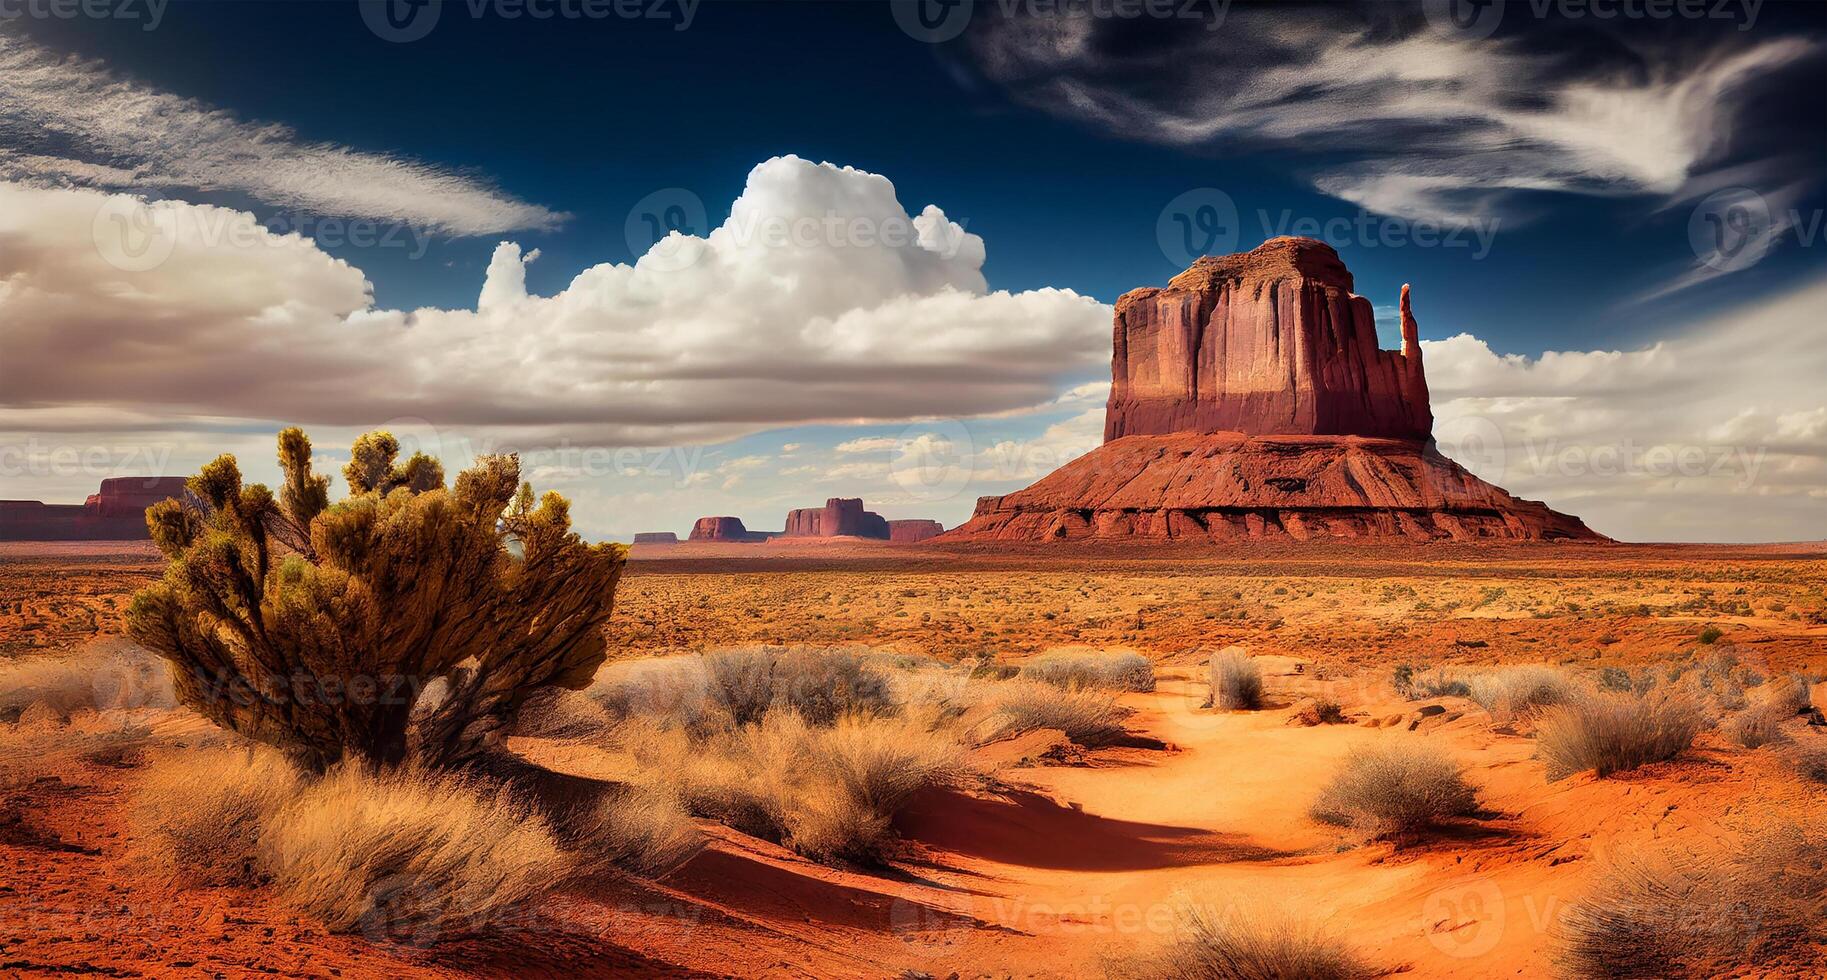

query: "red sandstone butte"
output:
887 519 945 543
945 238 1603 544
783 498 890 539
1105 236 1431 442
689 516 758 542
1 477 189 541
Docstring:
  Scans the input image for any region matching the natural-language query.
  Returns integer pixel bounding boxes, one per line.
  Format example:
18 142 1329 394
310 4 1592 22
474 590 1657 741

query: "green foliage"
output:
127 428 626 772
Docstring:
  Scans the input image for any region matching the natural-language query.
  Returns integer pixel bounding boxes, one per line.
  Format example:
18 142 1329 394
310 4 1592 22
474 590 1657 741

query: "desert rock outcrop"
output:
948 238 1603 544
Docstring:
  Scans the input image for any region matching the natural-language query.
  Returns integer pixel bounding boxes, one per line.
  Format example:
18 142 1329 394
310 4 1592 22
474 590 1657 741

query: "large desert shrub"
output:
1121 904 1372 980
134 745 301 885
126 428 625 772
1206 649 1263 710
982 678 1130 747
261 764 569 939
1536 692 1706 781
1466 665 1581 723
1310 742 1478 838
1020 648 1155 693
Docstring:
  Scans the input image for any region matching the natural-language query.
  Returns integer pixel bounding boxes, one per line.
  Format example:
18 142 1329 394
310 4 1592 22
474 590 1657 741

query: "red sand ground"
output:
2 539 1824 977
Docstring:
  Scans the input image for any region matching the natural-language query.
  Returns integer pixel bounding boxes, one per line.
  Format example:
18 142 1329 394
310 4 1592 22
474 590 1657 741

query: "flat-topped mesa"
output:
784 498 890 539
1105 236 1432 442
689 516 757 542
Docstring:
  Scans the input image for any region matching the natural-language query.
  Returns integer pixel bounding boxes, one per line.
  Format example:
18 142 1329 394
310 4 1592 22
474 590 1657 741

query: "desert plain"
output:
2 536 1824 978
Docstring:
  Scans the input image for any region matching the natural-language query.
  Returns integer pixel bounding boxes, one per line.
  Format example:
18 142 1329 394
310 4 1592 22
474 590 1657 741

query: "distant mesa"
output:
785 498 890 539
681 498 943 545
0 477 189 541
631 532 679 545
688 516 774 542
888 519 945 543
946 237 1604 544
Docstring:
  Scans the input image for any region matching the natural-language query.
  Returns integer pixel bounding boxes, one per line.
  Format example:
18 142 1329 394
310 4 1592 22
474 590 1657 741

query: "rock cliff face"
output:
945 238 1604 544
784 498 891 539
887 519 945 543
1105 237 1431 442
0 477 188 541
632 532 679 545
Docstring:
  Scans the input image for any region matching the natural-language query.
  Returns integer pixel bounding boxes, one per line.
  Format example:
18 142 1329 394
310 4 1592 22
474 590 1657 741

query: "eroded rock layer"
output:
952 433 1600 543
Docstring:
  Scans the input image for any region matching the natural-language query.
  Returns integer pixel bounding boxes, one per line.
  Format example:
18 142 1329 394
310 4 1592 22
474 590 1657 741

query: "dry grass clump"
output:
1020 648 1155 693
1727 698 1793 749
1291 697 1348 726
637 709 965 863
0 639 173 723
1392 664 1470 700
135 746 302 885
1466 665 1582 723
564 782 705 878
586 646 894 733
1309 742 1478 839
1536 692 1706 781
981 678 1131 747
1787 739 1827 783
1557 817 1827 977
1120 904 1372 980
261 765 568 938
1206 650 1263 711
134 744 701 938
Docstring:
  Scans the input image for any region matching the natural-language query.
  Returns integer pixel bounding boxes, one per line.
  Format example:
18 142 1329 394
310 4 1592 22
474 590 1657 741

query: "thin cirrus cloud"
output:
0 33 563 236
968 5 1819 275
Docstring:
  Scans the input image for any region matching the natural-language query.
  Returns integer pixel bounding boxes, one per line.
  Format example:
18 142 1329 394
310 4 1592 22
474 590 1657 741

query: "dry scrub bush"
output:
261 764 569 937
1466 665 1581 723
586 647 894 734
1291 697 1347 726
1789 739 1827 783
1122 904 1372 980
1020 649 1155 693
0 639 173 723
1727 699 1792 749
703 646 894 727
634 709 964 863
135 746 301 885
981 678 1130 747
1206 650 1263 711
561 782 703 879
1557 817 1827 977
127 428 625 773
1309 742 1477 838
1536 692 1706 781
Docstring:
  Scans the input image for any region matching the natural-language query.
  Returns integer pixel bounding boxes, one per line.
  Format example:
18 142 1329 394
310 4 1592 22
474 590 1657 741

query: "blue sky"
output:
2 1 1825 541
